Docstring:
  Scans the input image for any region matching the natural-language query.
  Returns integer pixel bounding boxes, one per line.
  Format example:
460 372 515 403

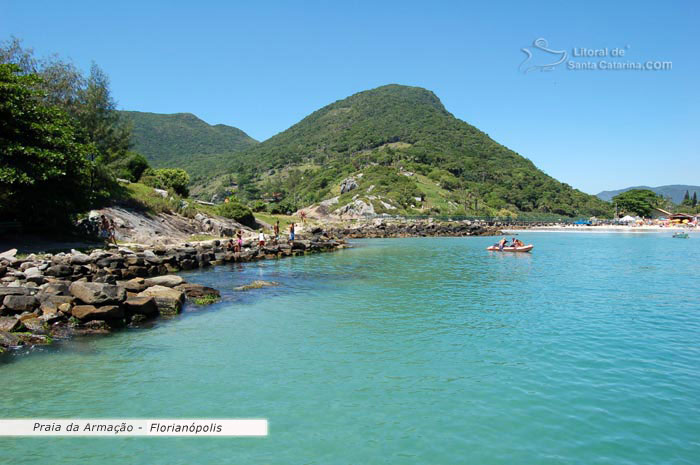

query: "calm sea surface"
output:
1 233 699 464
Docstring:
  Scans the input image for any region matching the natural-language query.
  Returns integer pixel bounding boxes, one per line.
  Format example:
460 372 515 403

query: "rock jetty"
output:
327 219 501 238
0 231 347 354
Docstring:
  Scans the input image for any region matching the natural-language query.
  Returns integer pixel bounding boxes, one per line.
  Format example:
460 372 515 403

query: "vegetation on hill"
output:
0 38 142 229
119 110 257 176
197 85 612 218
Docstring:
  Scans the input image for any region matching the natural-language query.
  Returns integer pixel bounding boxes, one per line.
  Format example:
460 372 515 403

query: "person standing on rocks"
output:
273 221 280 244
99 215 110 242
235 230 243 253
108 219 118 246
289 223 295 242
258 231 265 248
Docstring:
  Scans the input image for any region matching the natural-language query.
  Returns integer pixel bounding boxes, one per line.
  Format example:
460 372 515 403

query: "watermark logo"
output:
519 38 568 73
519 38 672 73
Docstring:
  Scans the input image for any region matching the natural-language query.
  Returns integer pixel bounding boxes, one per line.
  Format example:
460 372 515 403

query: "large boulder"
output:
137 285 184 315
69 282 126 306
2 295 39 313
22 317 47 335
174 283 221 299
123 296 158 316
0 286 31 297
0 316 20 332
144 275 184 288
71 305 124 321
69 252 93 265
117 278 148 293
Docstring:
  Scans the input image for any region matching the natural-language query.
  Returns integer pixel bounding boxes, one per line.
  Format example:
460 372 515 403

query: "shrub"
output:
141 168 190 197
217 198 256 227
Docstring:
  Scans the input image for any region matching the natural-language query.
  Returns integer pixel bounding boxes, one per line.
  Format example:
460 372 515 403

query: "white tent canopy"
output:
619 215 637 223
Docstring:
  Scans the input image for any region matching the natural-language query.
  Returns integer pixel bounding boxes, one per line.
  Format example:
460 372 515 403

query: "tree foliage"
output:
612 189 663 217
0 64 90 227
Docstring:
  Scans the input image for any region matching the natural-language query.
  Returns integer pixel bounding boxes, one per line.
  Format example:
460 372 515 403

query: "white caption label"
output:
0 419 268 436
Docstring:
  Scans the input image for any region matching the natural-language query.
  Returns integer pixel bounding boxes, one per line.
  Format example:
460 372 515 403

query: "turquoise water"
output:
1 233 699 464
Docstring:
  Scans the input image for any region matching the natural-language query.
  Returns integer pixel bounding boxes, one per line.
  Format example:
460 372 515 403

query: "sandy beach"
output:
503 225 698 234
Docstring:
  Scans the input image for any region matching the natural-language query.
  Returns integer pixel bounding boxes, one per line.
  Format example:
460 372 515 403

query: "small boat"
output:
486 244 534 252
672 232 689 239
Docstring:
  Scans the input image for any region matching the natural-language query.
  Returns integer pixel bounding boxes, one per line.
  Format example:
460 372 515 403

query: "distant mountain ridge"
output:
597 185 700 204
120 110 258 171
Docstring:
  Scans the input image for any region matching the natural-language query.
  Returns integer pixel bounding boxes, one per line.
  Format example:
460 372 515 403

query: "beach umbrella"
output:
619 215 636 223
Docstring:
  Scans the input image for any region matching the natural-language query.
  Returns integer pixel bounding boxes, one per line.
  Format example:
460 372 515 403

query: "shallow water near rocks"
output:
1 234 699 464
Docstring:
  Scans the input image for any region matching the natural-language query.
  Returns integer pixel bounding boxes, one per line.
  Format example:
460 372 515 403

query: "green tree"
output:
682 190 691 206
0 64 90 228
693 192 697 207
0 38 132 168
612 189 662 217
142 168 190 197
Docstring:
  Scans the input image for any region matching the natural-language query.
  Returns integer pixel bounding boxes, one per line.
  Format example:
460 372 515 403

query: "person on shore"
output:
273 221 280 244
225 239 234 251
108 219 118 245
235 230 243 253
289 223 295 241
99 215 110 242
300 211 307 223
258 231 266 248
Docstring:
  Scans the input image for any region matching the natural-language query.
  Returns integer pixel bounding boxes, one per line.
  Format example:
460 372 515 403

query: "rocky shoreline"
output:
0 229 347 355
0 219 503 357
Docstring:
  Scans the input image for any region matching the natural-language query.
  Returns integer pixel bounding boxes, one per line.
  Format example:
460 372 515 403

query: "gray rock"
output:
0 249 17 260
69 282 126 305
0 286 31 297
45 265 72 277
2 295 39 313
70 252 92 265
144 275 184 288
117 278 147 293
340 177 359 194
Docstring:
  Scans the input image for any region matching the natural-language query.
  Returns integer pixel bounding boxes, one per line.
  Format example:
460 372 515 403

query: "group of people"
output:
496 236 524 250
225 221 298 252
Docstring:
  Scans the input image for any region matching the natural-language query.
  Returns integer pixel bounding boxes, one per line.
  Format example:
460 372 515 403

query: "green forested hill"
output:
120 111 258 174
196 84 611 217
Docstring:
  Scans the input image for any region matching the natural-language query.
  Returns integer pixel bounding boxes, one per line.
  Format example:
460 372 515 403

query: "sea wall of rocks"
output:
0 231 347 353
327 219 501 239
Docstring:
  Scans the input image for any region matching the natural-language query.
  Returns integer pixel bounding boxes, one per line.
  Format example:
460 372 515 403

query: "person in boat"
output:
497 237 509 250
512 237 524 247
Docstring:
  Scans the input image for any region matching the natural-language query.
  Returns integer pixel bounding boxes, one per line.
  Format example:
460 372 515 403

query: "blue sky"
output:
2 0 698 194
